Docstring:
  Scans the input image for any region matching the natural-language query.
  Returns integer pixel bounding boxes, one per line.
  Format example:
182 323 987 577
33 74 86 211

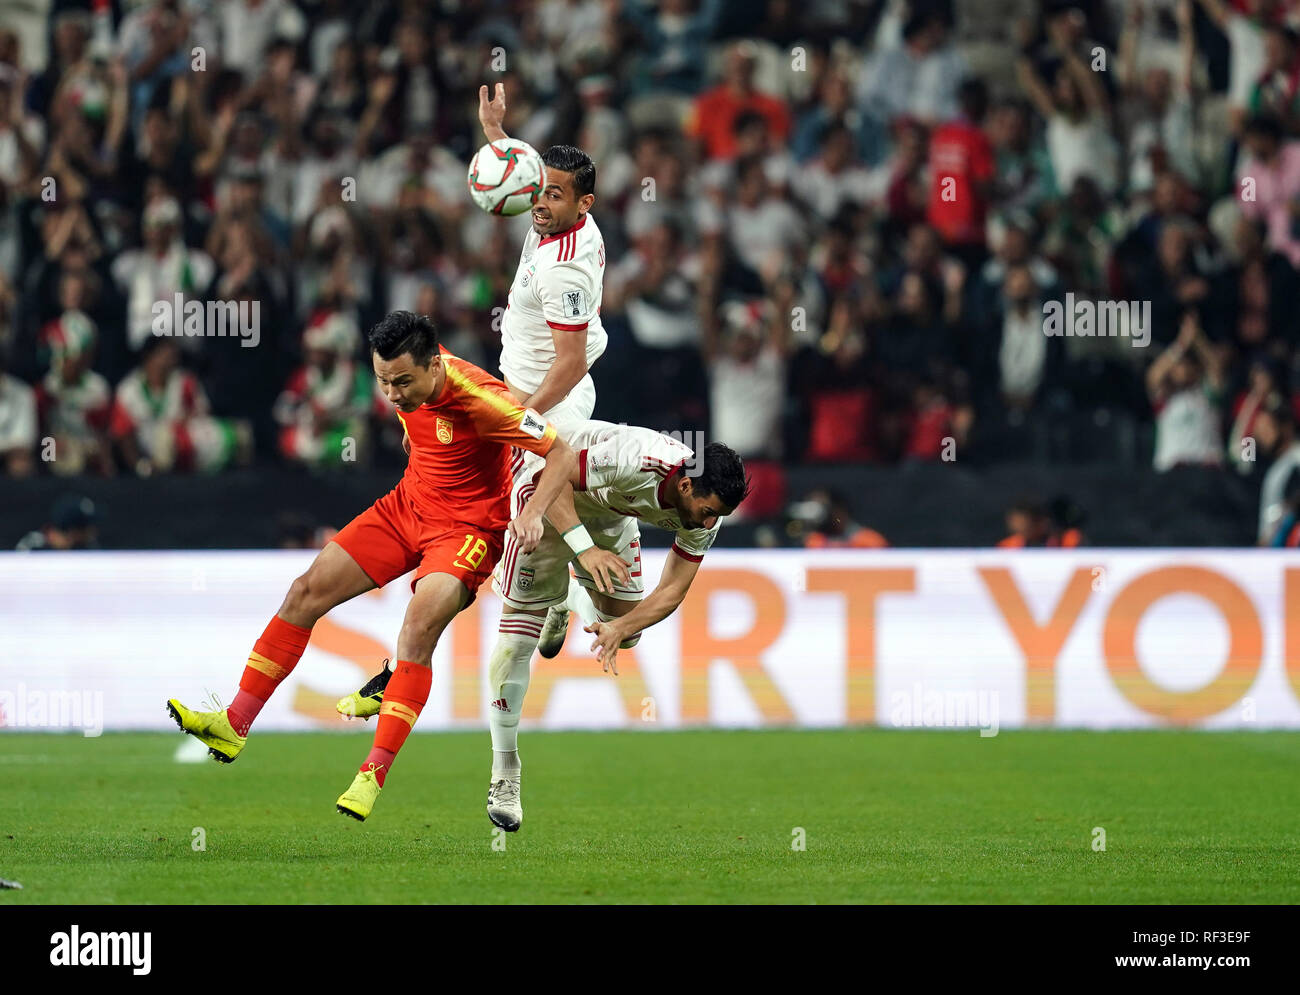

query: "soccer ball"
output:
467 139 546 216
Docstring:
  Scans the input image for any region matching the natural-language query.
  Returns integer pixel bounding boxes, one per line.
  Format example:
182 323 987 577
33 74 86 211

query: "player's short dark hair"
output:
368 310 439 367
542 145 596 197
695 442 750 510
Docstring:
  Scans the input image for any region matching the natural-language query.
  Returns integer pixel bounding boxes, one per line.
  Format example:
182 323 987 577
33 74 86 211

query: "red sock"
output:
363 660 431 786
227 615 312 736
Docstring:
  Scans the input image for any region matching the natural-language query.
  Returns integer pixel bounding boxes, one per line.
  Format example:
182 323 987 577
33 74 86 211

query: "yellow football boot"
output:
336 764 384 821
335 660 391 720
166 698 246 763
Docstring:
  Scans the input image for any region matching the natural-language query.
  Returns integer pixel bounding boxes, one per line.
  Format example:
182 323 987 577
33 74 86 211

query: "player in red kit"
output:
166 312 618 822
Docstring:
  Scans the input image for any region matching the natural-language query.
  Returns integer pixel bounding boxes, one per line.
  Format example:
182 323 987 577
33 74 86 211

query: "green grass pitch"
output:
2 728 1298 904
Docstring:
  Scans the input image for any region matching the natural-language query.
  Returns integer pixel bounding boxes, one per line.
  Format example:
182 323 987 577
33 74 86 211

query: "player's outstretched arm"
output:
508 436 577 553
479 82 509 144
586 552 700 673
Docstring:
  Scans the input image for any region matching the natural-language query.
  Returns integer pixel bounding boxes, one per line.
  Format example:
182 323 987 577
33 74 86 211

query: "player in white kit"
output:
485 423 749 829
479 82 608 436
477 81 612 682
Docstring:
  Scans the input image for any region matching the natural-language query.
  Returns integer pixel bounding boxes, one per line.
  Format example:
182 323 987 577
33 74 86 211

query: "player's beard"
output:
532 208 567 236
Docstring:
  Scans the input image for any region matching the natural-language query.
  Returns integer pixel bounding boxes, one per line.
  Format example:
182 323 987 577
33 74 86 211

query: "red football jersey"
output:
927 119 994 245
393 347 557 531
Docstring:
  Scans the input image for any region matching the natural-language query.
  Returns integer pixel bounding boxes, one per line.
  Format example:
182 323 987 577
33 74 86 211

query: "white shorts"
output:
492 459 644 611
538 373 596 437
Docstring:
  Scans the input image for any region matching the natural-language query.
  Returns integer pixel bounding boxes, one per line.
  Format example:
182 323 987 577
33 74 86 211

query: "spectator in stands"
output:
0 61 45 188
904 375 971 462
15 494 100 551
1195 0 1275 133
1236 113 1300 268
110 335 252 475
997 495 1083 547
987 98 1052 217
796 295 877 463
793 488 888 549
718 154 806 288
1220 213 1297 352
129 102 198 208
858 9 966 128
35 311 113 476
1228 354 1288 473
987 263 1063 413
876 254 961 386
606 218 701 355
216 0 304 81
927 78 994 271
1140 217 1223 348
622 0 723 99
1041 176 1120 299
1016 13 1119 197
791 68 871 165
0 349 37 476
1253 397 1300 544
973 218 1059 315
117 0 206 138
273 311 374 469
685 40 791 161
9 0 1300 548
110 195 214 353
792 122 876 224
876 117 931 234
1147 313 1226 471
705 295 788 461
623 128 692 240
27 11 90 120
1117 0 1198 194
1249 23 1300 133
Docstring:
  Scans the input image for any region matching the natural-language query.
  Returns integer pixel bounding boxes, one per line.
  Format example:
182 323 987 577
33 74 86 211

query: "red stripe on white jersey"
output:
670 542 704 563
500 622 544 636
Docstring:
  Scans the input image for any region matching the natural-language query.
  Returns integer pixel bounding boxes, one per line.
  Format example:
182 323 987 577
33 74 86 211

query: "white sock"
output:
489 614 541 760
567 575 599 627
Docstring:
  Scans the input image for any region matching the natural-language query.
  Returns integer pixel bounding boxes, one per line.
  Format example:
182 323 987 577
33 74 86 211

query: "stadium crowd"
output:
4 0 1300 544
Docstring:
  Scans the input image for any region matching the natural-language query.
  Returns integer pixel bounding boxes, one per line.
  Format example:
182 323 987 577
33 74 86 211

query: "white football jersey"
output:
562 421 723 562
500 213 608 395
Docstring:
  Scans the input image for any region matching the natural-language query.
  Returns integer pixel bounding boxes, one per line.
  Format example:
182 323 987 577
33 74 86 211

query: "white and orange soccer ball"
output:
466 139 546 216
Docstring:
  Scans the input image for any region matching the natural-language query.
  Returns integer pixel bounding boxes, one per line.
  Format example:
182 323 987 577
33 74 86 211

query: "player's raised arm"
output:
479 82 509 143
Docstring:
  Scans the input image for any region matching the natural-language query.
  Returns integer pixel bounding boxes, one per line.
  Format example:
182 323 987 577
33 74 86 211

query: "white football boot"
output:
536 604 570 659
487 772 523 832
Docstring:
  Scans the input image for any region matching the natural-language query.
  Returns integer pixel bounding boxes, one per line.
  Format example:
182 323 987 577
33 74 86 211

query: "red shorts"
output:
332 482 504 596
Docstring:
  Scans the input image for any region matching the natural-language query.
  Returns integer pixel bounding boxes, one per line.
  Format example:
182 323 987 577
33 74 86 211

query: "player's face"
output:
373 352 440 412
675 478 734 531
531 168 593 237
